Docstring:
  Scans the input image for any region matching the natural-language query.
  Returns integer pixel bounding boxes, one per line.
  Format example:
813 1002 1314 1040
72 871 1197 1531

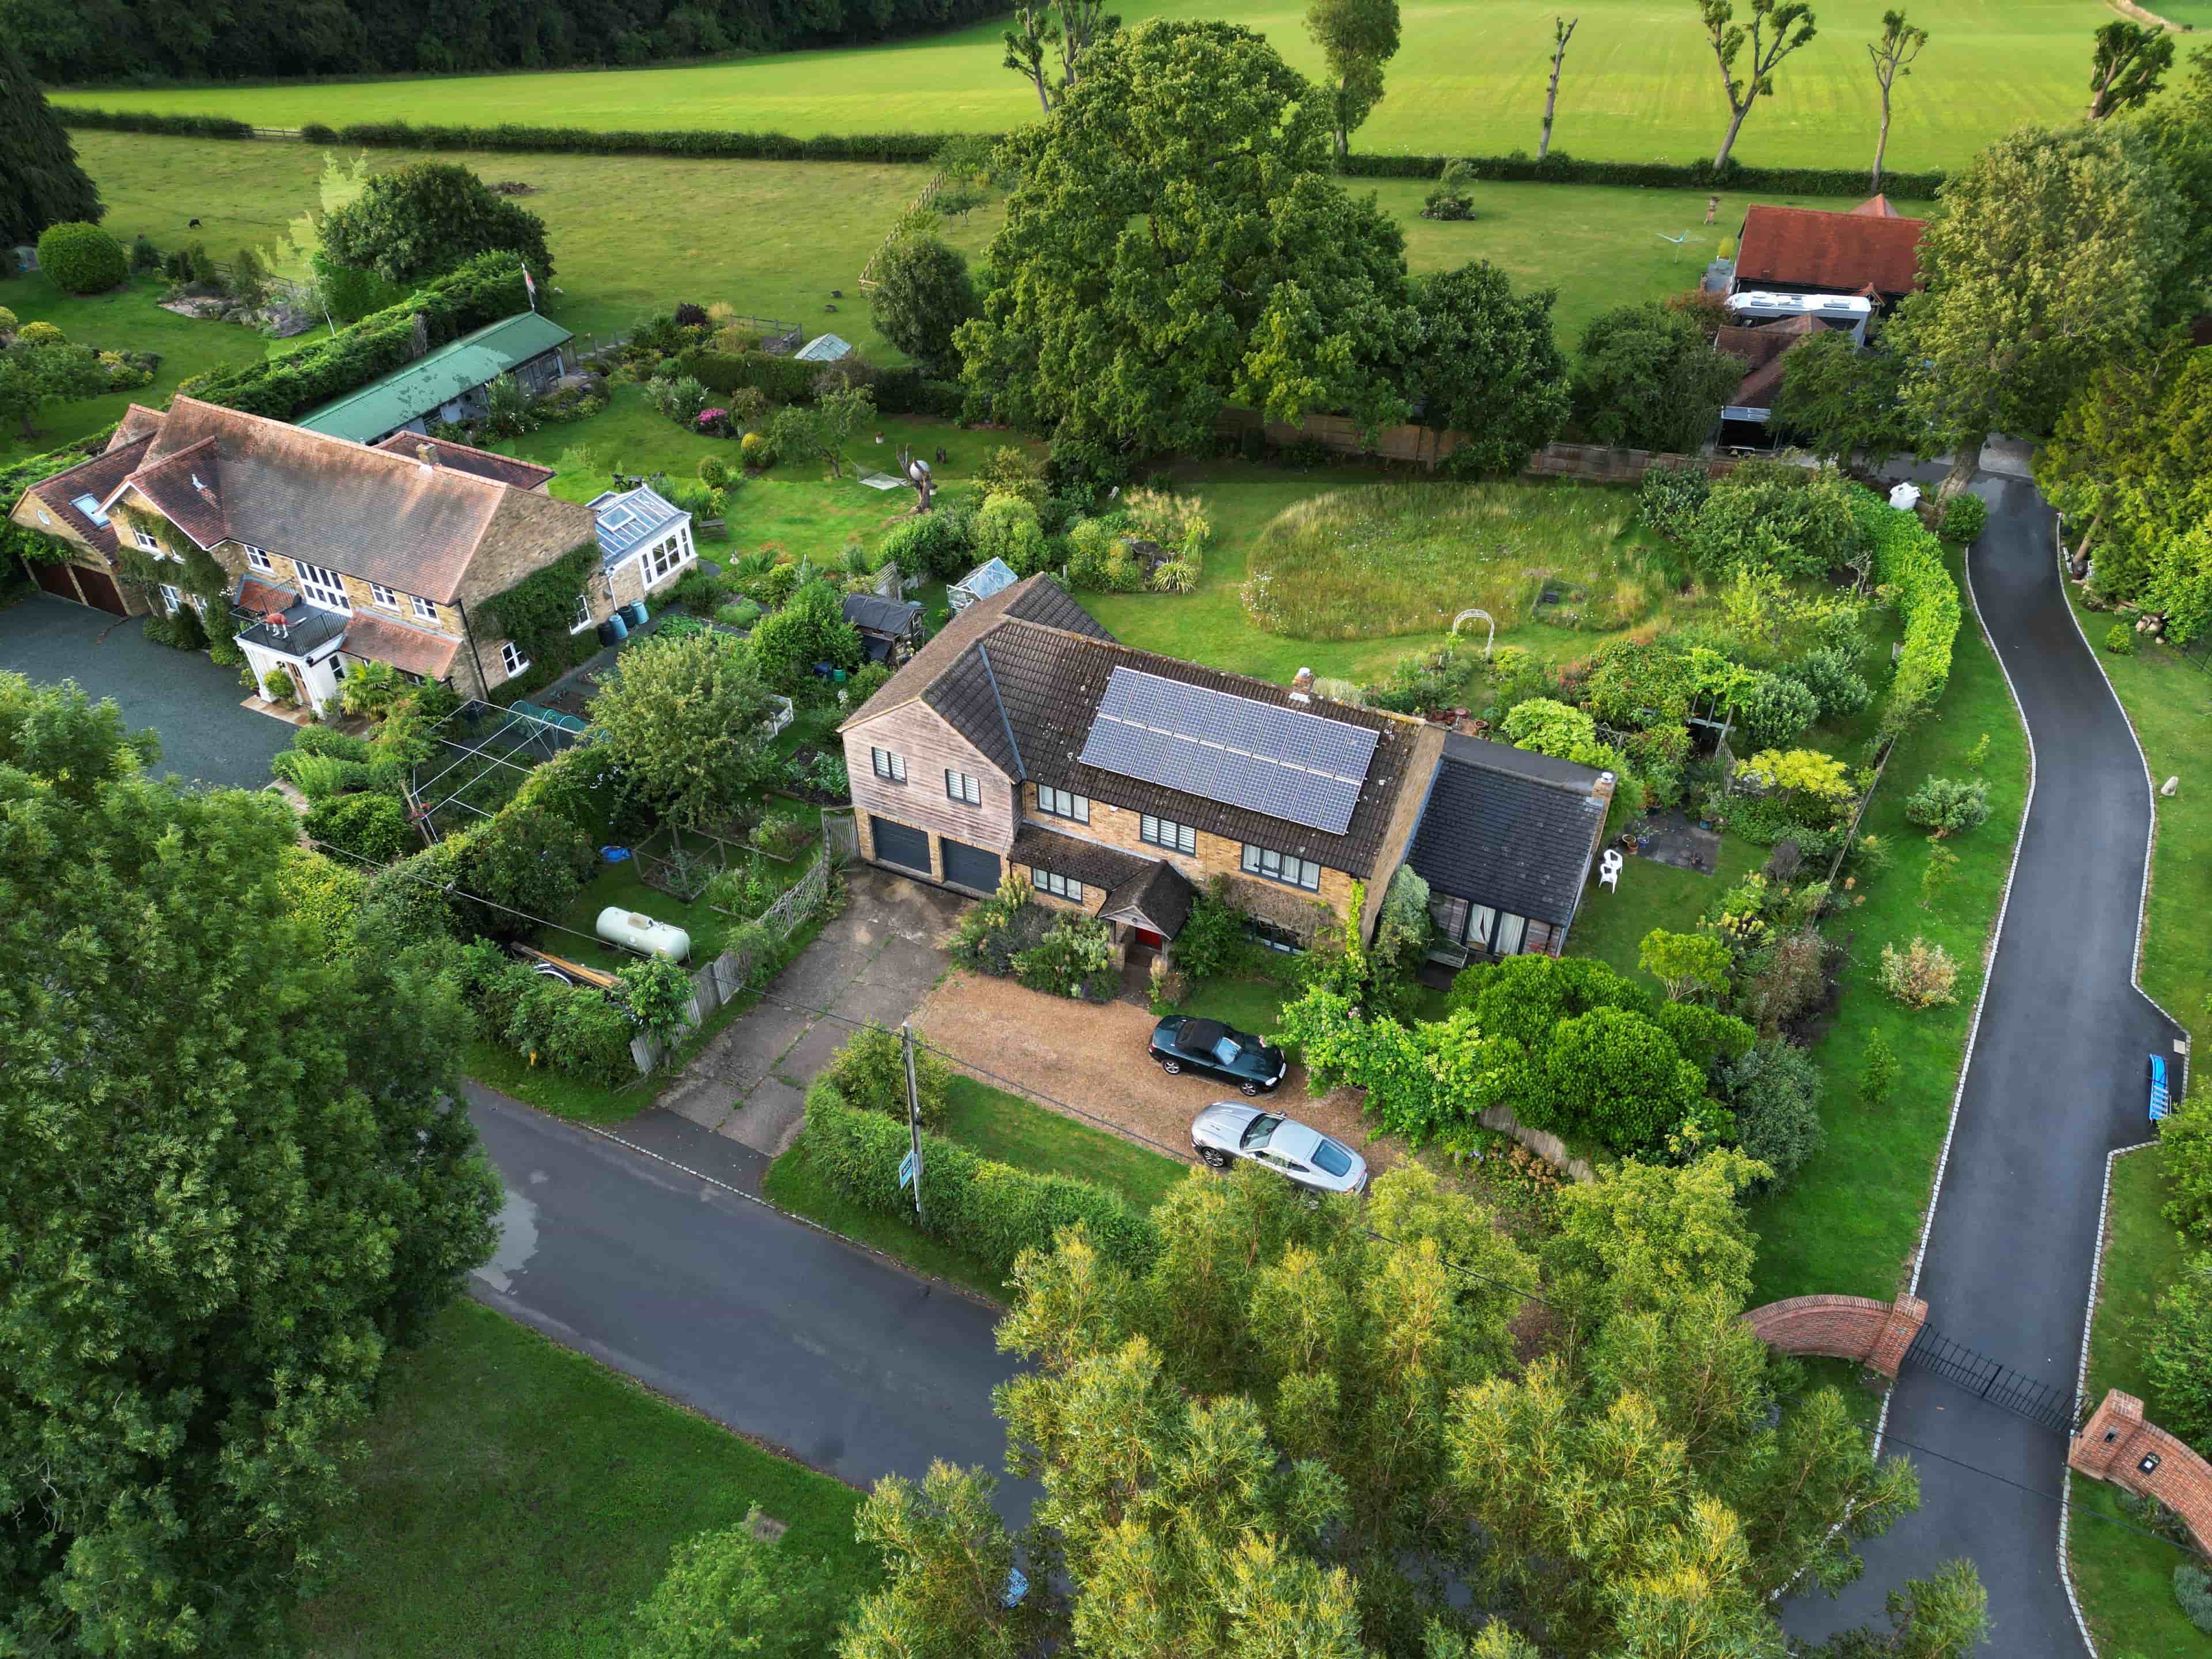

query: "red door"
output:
1134 927 1165 949
31 561 81 604
75 567 129 617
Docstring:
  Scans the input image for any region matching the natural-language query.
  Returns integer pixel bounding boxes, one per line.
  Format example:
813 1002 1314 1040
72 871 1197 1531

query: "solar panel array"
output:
1077 667 1378 835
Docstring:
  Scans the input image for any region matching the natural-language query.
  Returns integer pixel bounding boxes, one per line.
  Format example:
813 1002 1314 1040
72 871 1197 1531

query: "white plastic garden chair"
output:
1598 849 1624 893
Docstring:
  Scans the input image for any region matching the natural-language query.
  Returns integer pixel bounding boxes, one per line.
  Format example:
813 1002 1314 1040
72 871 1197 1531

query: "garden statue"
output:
896 444 934 514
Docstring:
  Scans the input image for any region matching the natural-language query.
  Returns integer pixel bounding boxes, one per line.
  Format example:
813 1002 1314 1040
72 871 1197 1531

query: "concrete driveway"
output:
0 593 291 789
650 866 965 1183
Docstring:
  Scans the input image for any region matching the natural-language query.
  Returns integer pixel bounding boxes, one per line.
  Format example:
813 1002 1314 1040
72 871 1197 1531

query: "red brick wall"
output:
2071 1391 2212 1558
1743 1292 1927 1378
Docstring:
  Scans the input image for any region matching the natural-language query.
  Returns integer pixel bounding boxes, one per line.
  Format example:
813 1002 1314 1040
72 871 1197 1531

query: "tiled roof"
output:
97 396 594 604
1407 732 1607 928
1102 857 1195 938
1011 821 1153 892
233 573 295 614
1851 194 1903 218
1734 203 1925 298
1717 314 1817 412
14 434 154 561
340 612 463 679
297 312 573 442
372 432 556 490
845 575 1438 880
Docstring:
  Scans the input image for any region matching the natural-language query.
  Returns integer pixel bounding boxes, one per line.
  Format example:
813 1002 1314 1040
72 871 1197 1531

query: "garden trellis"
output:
407 699 590 841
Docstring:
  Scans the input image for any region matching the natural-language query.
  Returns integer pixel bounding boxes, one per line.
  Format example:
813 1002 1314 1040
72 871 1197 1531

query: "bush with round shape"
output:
304 791 414 863
0 306 16 338
1878 936 1959 1009
1733 671 1820 749
697 454 730 488
1788 646 1872 720
1938 493 1988 544
36 223 128 296
740 430 774 469
13 319 63 347
1903 775 1991 838
1718 1037 1825 1188
2105 621 2137 656
974 491 1047 576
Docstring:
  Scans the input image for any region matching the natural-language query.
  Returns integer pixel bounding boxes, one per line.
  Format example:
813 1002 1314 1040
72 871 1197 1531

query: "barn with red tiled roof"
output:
1730 198 1927 306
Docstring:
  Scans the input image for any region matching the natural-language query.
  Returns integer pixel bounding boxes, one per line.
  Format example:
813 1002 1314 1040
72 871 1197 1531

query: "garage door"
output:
870 816 931 874
31 562 82 604
940 838 1001 893
75 568 129 617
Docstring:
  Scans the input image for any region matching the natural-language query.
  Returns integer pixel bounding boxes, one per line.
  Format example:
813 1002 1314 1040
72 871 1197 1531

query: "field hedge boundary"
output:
676 347 964 416
53 106 1948 195
1849 483 1961 725
802 1084 1160 1279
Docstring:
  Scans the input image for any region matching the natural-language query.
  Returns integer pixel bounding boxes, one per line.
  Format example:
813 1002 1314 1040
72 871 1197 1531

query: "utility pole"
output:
902 1022 925 1227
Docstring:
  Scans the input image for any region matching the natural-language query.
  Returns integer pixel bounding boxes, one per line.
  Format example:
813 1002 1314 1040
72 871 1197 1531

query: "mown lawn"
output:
1567 835 1766 997
2072 1149 2205 1659
55 0 2086 171
2066 584 2212 1077
1747 550 2031 1305
290 1298 874 1659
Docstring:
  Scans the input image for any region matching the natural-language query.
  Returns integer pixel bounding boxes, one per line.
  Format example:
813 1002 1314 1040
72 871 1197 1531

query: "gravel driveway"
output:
912 968 1400 1173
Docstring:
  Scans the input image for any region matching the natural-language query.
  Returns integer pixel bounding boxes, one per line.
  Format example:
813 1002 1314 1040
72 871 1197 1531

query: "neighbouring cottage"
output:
5 398 696 711
839 574 1616 964
295 312 574 445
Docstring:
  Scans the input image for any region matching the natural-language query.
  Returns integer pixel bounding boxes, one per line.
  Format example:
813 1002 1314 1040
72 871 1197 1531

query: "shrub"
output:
129 234 161 272
1063 520 1146 593
847 661 892 704
1719 1037 1826 1188
647 372 711 427
715 598 763 630
878 510 974 581
1733 672 1820 749
2105 622 2138 656
507 982 636 1087
12 320 62 347
822 1022 951 1129
1736 928 1830 1039
1421 185 1477 220
804 1089 1158 1279
1011 915 1117 999
698 454 730 488
36 223 129 296
1639 461 1710 540
2164 1094 2212 1247
1938 493 1988 544
1860 1028 1897 1105
2142 1253 2212 1451
304 792 414 863
1878 937 1960 1009
290 725 376 762
974 491 1048 577
2178 1563 2212 1636
1903 775 1991 838
672 302 708 328
1172 885 1252 982
740 430 774 469
1789 646 1873 720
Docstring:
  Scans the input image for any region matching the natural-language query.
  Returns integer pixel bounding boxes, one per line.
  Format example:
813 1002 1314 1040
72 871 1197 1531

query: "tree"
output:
769 384 873 480
0 678 499 1650
590 628 777 832
869 235 976 376
747 578 863 692
0 335 109 441
1718 1036 1825 1185
1002 0 1062 112
1803 1560 1990 1657
631 1509 851 1659
1573 301 1745 453
1865 10 1928 193
2087 20 2174 120
0 32 101 247
1860 1028 1897 1104
1306 0 1402 165
1639 926 1733 1001
1539 16 1578 161
448 801 597 939
1773 329 1912 467
1700 0 1819 171
1889 123 2186 498
619 955 696 1054
2145 1251 2212 1443
319 160 555 286
1739 745 1855 805
1407 262 1569 476
956 20 1418 469
1540 1005 1710 1150
840 1463 1060 1658
1055 0 1120 93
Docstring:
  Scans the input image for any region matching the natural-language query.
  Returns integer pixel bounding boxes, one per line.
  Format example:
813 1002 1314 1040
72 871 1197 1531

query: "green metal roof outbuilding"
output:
297 313 574 444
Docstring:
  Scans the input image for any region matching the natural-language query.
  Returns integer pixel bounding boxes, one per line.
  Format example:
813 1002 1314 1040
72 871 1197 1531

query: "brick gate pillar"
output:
1866 1292 1928 1378
2070 1390 2145 1482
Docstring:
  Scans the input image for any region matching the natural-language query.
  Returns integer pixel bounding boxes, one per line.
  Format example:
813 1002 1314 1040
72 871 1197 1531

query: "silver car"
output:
1190 1102 1369 1195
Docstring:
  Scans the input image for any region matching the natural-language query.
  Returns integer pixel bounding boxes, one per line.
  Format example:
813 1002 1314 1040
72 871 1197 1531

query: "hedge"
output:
802 1085 1159 1280
680 347 822 404
50 104 1946 198
1848 483 1960 728
181 249 529 422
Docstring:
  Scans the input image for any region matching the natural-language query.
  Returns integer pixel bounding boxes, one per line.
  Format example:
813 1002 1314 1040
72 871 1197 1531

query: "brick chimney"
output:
1289 666 1314 704
1591 770 1617 807
414 442 437 474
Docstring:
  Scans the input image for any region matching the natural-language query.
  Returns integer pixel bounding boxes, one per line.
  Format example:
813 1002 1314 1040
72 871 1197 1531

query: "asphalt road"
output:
463 1085 1031 1517
1782 476 2184 1652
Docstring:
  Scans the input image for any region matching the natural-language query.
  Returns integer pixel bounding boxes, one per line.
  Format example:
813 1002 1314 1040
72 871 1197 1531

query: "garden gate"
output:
1897 1324 2075 1434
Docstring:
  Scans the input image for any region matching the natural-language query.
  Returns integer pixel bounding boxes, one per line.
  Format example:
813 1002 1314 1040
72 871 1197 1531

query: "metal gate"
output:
1899 1325 2076 1433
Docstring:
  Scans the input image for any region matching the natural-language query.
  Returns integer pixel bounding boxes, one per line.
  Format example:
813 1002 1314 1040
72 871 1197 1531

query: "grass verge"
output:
1746 550 2030 1305
2070 1148 2206 1659
291 1298 873 1658
762 1128 1007 1301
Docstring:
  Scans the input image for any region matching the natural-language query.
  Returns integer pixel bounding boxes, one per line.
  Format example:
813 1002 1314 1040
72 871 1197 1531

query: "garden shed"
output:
840 592 925 662
949 556 1019 613
794 333 855 363
297 312 574 445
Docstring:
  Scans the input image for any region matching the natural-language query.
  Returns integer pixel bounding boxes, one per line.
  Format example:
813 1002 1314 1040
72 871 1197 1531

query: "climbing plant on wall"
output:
477 541 599 703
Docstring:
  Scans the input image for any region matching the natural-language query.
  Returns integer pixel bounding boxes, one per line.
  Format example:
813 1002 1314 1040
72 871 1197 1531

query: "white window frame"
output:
945 769 982 806
571 593 594 633
410 594 438 625
499 640 529 677
1035 785 1090 824
1141 813 1197 855
292 560 351 613
158 582 183 615
369 582 399 609
1241 843 1322 892
133 527 158 552
241 543 272 571
647 535 689 585
1032 867 1084 903
870 747 907 783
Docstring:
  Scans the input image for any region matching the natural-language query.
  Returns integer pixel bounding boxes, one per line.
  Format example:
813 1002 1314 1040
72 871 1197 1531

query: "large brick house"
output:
7 397 699 709
839 574 1616 962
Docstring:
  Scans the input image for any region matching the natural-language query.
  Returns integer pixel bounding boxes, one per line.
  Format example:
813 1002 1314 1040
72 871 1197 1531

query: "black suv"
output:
1147 1016 1287 1095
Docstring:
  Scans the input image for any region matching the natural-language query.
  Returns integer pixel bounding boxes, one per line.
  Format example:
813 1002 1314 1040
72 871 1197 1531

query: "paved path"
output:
1783 476 2185 1652
0 593 292 789
463 1083 1030 1516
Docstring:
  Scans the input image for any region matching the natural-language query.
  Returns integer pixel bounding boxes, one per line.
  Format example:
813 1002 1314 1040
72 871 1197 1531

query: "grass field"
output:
2070 1146 2209 1659
291 1298 874 1658
1244 480 1665 641
54 0 2102 172
1745 550 2031 1305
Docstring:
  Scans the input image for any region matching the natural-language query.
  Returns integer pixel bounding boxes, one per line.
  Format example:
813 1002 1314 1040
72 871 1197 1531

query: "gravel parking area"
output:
912 968 1400 1174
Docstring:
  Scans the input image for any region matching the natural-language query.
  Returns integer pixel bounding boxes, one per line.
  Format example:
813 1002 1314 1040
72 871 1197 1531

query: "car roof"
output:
1182 1018 1229 1049
1268 1120 1323 1161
